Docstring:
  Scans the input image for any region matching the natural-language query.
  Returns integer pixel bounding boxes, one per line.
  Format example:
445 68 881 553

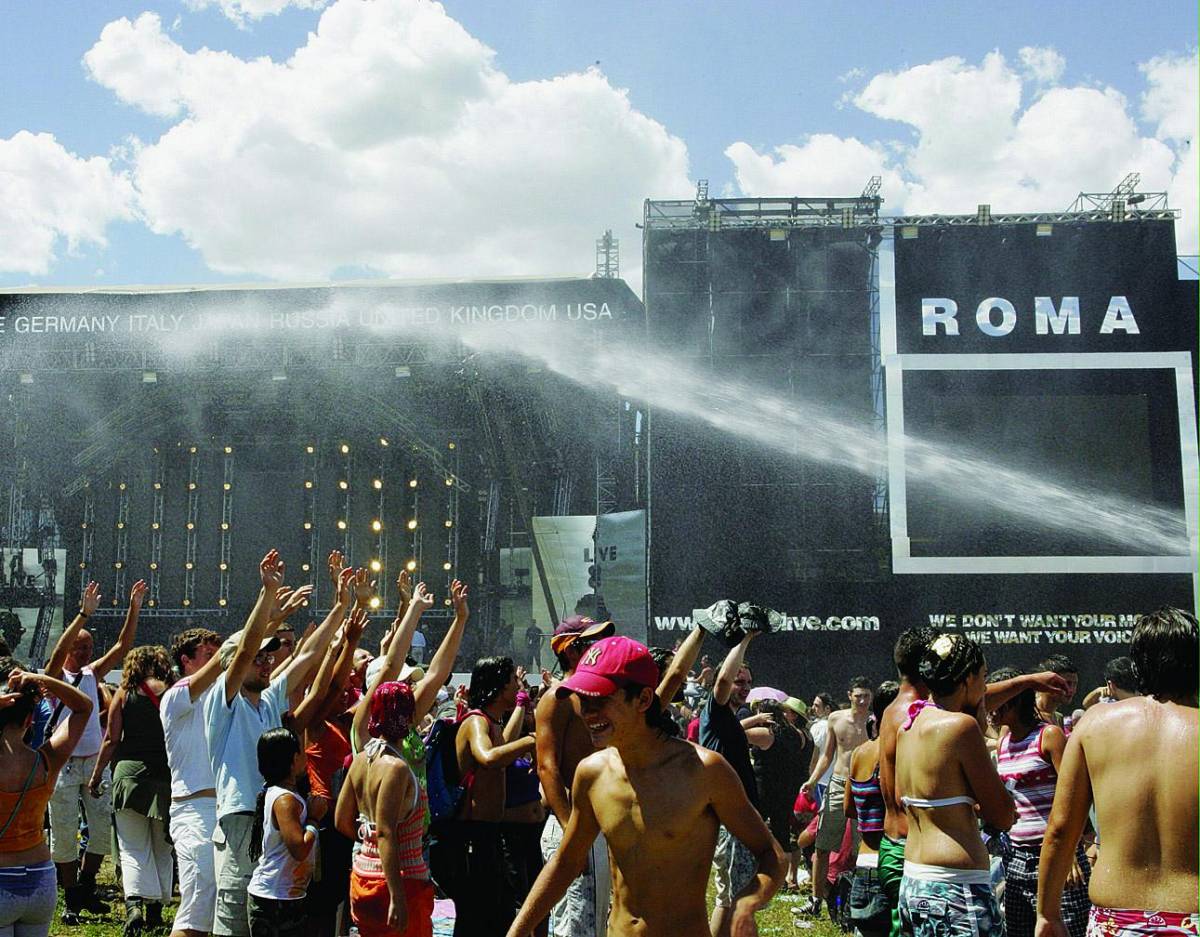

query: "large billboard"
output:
646 216 1197 694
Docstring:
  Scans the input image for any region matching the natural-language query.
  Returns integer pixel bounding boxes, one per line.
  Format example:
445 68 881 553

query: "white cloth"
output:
115 808 175 902
170 796 217 932
204 671 289 821
247 788 315 901
161 679 216 798
410 630 427 664
540 812 609 937
56 667 102 758
810 718 835 786
48 754 110 863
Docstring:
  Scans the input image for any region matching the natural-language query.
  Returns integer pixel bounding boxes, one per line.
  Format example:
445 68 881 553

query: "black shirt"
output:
699 696 759 810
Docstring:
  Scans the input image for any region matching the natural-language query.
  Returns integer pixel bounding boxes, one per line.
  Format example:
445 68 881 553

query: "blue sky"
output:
1 0 1195 288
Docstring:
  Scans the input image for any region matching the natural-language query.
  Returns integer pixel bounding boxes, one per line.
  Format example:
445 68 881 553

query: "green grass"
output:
55 857 848 936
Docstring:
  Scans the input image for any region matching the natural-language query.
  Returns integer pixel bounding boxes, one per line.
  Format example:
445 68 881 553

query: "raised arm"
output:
294 609 367 735
225 550 285 705
275 564 352 696
463 713 534 769
45 581 101 679
985 671 1068 711
352 580 433 751
712 631 756 707
656 623 704 707
91 580 147 680
507 760 602 937
16 670 94 773
412 580 468 721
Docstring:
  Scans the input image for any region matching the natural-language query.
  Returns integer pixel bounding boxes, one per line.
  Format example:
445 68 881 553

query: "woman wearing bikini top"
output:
894 634 1015 937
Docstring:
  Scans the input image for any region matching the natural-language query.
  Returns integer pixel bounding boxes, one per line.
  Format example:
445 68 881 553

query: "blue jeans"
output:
0 862 57 937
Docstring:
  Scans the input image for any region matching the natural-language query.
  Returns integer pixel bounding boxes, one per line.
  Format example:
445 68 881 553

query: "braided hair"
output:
918 633 985 696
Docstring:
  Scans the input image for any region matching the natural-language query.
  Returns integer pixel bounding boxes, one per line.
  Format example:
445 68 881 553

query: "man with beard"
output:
203 551 348 937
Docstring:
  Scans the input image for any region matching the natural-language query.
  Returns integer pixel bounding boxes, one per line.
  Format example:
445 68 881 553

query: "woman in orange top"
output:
0 655 95 937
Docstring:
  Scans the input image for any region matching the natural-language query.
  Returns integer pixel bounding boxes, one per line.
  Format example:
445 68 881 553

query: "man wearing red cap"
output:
536 616 616 937
511 636 784 937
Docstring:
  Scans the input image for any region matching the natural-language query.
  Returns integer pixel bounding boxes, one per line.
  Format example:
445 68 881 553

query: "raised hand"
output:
1028 671 1070 698
336 566 355 606
351 569 376 607
396 569 413 605
411 581 435 611
328 550 345 588
260 550 285 592
540 668 552 689
347 607 369 637
275 584 313 621
516 665 528 685
81 581 101 616
450 579 469 619
128 579 148 611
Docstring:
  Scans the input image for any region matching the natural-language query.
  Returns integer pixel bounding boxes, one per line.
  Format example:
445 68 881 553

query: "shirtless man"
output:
1036 608 1198 937
877 627 1073 937
536 616 617 937
509 636 784 937
800 675 872 914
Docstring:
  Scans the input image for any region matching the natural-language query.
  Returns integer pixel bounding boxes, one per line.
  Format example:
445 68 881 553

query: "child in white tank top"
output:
246 728 317 937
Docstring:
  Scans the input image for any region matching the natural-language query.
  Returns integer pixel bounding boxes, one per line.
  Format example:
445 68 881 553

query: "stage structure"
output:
645 181 1197 691
0 277 647 661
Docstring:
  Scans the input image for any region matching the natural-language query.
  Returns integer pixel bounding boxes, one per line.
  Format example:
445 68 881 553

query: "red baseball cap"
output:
556 635 660 698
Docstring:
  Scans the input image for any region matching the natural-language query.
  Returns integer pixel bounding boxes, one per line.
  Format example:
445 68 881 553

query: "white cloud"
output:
184 0 328 27
726 50 1197 252
84 2 691 284
1018 46 1066 86
0 131 134 275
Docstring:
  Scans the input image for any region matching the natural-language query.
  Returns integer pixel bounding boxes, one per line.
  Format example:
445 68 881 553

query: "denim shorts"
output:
0 862 57 937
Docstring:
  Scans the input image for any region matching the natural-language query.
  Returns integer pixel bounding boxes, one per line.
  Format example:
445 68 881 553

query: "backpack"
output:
424 709 486 825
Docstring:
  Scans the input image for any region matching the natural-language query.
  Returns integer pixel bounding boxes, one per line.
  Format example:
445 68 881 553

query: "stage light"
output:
443 562 452 571
185 562 194 570
18 373 33 385
303 522 312 530
189 446 197 454
406 519 417 531
79 562 85 570
379 437 389 447
224 446 232 454
444 598 452 607
368 596 381 609
218 598 227 607
408 479 417 488
369 560 382 573
448 442 456 450
445 478 453 487
338 480 349 490
152 522 160 530
304 481 313 489
901 226 919 239
301 563 310 572
114 562 123 570
340 444 350 454
81 522 88 530
149 563 158 571
188 482 197 490
337 520 347 530
405 560 417 572
1037 223 1053 237
147 599 156 608
182 598 191 607
444 520 453 528
394 366 411 378
142 370 158 383
219 562 227 571
220 522 229 530
118 482 127 491
186 522 195 530
372 519 384 532
306 445 315 454
373 479 383 490
272 371 288 382
112 598 118 606
117 522 125 530
223 482 231 490
154 482 162 491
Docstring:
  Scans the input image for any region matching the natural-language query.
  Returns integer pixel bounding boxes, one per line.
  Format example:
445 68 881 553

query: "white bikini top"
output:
901 794 976 809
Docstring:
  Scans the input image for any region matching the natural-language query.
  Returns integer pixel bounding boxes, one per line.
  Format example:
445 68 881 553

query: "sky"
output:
1 0 1196 291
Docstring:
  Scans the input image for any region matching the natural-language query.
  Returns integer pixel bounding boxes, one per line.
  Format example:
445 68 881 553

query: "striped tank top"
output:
996 723 1056 844
849 767 885 834
352 740 429 880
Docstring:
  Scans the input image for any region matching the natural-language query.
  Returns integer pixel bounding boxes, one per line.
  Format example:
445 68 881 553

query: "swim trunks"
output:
1087 908 1200 937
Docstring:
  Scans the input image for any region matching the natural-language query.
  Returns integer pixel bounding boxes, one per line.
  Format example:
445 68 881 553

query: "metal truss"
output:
219 449 233 608
183 448 200 608
113 479 130 606
149 453 164 609
596 230 619 279
305 446 320 608
79 484 95 596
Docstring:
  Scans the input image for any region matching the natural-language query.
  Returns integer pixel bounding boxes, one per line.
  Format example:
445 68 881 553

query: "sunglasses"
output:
254 653 276 666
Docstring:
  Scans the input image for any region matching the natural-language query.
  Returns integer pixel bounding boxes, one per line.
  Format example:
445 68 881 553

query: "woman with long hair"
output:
749 698 812 862
990 667 1089 937
89 644 175 934
894 634 1015 937
335 681 433 937
0 657 93 937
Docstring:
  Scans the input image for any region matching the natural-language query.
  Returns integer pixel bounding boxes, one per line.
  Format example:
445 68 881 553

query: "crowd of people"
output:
0 547 1194 937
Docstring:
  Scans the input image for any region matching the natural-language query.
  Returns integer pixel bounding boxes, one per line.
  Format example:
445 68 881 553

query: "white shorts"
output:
48 754 111 863
540 812 609 937
170 797 217 932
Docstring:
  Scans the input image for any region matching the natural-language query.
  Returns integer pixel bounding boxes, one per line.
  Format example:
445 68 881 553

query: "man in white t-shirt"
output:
204 550 349 937
160 627 224 937
45 579 145 918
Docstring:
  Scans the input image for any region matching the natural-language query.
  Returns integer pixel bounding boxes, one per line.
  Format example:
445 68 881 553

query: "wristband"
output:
78 610 90 619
